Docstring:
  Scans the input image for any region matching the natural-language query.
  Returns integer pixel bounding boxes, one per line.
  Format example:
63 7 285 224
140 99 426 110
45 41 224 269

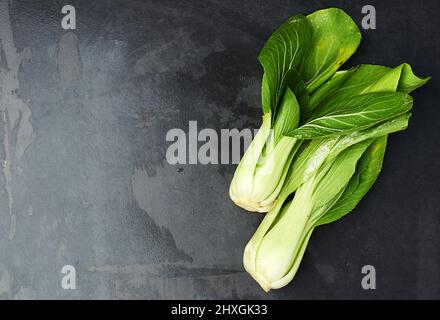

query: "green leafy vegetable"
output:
397 63 431 93
259 14 311 114
230 8 363 212
230 7 430 291
317 135 388 225
290 92 413 139
300 8 362 93
306 63 430 120
244 141 373 291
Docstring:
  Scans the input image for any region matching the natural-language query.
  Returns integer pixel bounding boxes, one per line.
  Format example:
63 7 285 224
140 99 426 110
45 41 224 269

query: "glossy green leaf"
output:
273 87 300 144
308 64 429 121
282 113 410 195
259 15 311 114
284 68 310 113
307 68 357 116
300 8 361 93
281 137 339 194
317 135 388 226
310 139 374 221
290 92 413 139
397 63 431 93
307 64 392 119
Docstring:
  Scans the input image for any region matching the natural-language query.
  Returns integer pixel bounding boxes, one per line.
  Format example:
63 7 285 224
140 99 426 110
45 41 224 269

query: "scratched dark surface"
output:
0 0 439 299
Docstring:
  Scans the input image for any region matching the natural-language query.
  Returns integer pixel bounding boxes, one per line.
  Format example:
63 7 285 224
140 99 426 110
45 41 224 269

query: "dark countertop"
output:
0 0 439 299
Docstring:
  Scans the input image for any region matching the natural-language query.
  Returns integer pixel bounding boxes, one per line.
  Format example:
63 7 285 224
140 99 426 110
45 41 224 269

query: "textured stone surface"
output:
0 0 439 299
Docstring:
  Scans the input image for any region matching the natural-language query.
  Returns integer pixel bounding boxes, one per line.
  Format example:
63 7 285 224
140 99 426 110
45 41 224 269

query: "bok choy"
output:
229 8 361 212
230 7 430 291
